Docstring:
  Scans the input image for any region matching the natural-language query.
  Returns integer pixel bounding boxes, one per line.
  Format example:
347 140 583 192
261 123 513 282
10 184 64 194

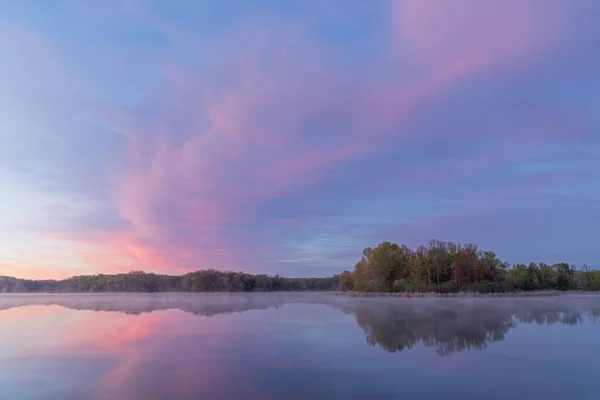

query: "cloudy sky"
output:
1 0 599 279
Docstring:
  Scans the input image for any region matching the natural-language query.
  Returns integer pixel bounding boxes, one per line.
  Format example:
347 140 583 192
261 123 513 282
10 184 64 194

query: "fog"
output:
2 293 599 356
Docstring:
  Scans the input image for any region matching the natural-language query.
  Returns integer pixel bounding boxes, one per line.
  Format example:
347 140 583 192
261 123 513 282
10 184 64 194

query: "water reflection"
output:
344 302 516 355
2 293 600 400
0 293 288 316
331 298 597 356
1 293 599 357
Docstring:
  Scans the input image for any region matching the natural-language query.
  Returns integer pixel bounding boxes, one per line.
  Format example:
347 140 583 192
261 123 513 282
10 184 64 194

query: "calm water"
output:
1 293 599 400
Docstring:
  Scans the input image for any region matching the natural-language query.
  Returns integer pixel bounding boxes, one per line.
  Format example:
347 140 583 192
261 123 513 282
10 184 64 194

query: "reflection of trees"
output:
0 293 289 316
333 301 515 356
1 294 599 357
514 309 583 326
591 308 600 323
326 297 600 356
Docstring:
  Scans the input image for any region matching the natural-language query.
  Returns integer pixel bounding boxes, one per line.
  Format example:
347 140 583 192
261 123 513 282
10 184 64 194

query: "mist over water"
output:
1 293 599 400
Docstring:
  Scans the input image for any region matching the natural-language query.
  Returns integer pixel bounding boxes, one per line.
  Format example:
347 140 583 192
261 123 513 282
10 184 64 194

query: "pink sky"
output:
1 0 599 279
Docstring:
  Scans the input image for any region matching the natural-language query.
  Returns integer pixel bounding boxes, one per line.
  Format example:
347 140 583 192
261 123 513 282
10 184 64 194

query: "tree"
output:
338 271 354 291
3 239 598 294
349 240 597 293
525 262 540 290
369 242 407 291
583 264 600 290
353 251 374 292
554 263 574 290
427 240 452 292
455 243 479 285
478 251 502 284
538 263 556 289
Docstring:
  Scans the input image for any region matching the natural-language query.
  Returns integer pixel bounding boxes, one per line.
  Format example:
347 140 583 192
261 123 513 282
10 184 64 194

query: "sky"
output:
1 0 599 279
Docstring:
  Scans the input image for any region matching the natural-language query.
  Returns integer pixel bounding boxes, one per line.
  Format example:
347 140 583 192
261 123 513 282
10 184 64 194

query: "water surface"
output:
1 293 599 399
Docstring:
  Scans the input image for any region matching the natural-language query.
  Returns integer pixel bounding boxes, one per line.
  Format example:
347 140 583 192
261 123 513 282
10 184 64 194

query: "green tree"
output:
369 242 408 291
553 263 574 290
583 265 600 290
353 248 374 291
538 263 556 288
338 271 354 291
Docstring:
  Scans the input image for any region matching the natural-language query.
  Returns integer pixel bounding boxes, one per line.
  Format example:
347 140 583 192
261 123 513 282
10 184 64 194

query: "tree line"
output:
1 240 598 293
0 269 339 293
338 240 600 293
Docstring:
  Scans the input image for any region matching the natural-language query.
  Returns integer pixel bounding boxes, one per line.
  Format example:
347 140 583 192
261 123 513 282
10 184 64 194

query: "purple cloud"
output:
1 0 599 278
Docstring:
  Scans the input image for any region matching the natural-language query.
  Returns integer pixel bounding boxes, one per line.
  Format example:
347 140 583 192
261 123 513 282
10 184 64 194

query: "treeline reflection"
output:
1 293 598 356
330 299 597 356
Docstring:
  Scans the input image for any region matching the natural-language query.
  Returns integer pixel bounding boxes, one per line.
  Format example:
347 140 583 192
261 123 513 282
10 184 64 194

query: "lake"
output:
1 293 599 400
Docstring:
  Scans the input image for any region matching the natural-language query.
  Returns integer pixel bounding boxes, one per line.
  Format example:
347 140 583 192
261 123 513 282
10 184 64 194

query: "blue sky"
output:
1 0 599 278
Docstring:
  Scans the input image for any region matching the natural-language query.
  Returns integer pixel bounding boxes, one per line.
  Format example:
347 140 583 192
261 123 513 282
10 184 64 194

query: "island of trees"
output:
1 239 599 293
339 240 600 293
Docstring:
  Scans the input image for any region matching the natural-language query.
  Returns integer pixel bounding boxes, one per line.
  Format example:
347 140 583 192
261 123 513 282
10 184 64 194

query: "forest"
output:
340 240 600 293
0 269 339 293
1 239 599 293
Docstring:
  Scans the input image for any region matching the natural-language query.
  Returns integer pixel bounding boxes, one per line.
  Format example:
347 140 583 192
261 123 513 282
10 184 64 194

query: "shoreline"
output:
2 290 599 297
330 290 563 298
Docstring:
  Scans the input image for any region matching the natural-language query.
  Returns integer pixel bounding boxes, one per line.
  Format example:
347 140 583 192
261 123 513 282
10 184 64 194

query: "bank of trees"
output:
1 241 598 294
0 270 339 293
344 240 600 293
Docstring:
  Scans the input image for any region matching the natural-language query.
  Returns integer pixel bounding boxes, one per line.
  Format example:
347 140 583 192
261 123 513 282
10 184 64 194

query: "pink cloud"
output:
355 0 577 139
4 1 595 279
90 24 368 274
392 0 566 74
57 4 589 275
